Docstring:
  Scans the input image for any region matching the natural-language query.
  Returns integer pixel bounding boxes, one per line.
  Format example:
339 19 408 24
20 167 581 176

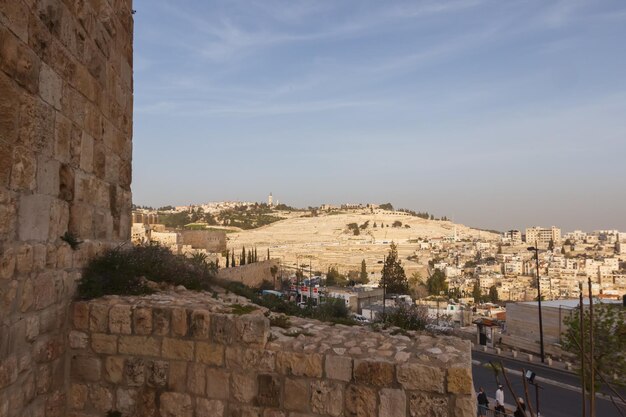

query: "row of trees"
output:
325 259 370 286
224 246 269 267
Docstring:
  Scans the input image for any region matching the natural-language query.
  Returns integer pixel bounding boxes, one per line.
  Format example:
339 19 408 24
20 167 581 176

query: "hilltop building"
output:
525 226 562 248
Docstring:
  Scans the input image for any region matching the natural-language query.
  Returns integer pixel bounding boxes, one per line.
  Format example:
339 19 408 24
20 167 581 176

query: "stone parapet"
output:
68 291 474 416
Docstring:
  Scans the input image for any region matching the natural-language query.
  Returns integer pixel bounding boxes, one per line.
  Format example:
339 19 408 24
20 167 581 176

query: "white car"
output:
352 314 370 324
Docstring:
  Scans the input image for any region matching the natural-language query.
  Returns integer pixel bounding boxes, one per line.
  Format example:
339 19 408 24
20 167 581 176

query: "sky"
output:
132 0 626 232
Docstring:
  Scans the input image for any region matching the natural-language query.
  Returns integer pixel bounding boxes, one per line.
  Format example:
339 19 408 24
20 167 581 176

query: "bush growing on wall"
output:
77 245 216 299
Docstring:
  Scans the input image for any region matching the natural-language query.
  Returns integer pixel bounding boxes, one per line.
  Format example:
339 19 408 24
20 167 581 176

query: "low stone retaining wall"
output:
67 291 474 416
217 260 279 288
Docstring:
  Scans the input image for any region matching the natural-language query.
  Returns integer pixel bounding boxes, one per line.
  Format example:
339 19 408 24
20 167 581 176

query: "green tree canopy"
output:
326 267 347 287
380 243 409 294
360 259 369 284
472 280 482 303
488 285 499 303
426 269 448 296
562 302 626 389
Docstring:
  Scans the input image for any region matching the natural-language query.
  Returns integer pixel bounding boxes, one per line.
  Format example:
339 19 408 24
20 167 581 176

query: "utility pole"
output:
579 282 587 417
382 255 386 316
587 278 596 417
528 246 545 363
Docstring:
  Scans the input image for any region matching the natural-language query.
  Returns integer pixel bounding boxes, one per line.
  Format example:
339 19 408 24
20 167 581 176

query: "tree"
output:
373 222 377 228
231 252 235 267
254 247 258 263
426 269 448 296
472 280 482 303
326 267 347 287
225 250 230 268
488 285 499 303
380 243 409 294
359 259 368 284
379 203 394 211
241 246 246 266
392 220 402 228
267 248 270 260
562 303 626 390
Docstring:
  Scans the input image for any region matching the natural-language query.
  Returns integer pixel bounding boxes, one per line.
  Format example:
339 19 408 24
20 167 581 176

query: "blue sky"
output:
132 0 626 232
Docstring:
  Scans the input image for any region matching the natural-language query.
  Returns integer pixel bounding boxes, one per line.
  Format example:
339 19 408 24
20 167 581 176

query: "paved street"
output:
472 351 624 417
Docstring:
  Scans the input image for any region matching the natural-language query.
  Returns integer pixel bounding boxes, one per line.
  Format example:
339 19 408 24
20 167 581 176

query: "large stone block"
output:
397 363 445 393
325 354 352 382
124 358 145 387
284 377 309 412
190 308 210 339
159 392 192 417
168 361 187 392
118 336 160 357
379 388 406 417
104 356 124 384
0 246 16 280
146 360 168 388
447 367 473 394
256 374 280 407
206 368 230 400
108 305 132 334
345 385 377 417
89 303 109 332
171 307 188 336
132 307 152 335
354 359 394 387
10 146 37 191
18 194 52 241
311 380 344 417
225 346 274 372
231 372 257 403
91 333 117 354
277 352 323 378
196 341 224 366
186 363 206 395
409 392 448 417
162 338 194 360
197 398 225 417
70 356 101 382
39 63 63 110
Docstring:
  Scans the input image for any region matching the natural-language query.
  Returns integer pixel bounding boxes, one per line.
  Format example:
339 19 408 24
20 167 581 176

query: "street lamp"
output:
527 246 545 363
525 370 543 416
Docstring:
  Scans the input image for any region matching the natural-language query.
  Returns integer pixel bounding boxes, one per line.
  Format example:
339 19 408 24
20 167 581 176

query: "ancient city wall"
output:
68 291 475 417
181 230 227 253
0 0 133 416
217 259 280 288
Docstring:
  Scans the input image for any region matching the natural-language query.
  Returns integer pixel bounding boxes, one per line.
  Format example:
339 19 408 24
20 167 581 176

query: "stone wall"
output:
218 260 280 288
67 291 475 417
181 230 227 253
0 0 133 416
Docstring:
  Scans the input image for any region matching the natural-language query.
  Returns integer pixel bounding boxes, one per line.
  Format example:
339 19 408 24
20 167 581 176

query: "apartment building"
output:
525 226 562 248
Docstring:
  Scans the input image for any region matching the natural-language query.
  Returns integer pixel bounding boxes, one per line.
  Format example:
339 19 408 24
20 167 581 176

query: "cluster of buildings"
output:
420 226 625 302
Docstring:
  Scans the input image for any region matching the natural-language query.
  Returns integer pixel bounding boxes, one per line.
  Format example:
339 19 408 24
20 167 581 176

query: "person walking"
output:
495 384 506 416
514 397 527 417
477 387 489 417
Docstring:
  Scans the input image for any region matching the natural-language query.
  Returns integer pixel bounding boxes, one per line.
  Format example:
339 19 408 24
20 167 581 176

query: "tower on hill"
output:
268 193 273 207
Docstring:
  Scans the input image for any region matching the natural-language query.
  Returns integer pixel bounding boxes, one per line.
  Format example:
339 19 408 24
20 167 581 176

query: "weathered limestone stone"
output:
225 346 274 371
132 307 152 335
91 333 117 354
397 363 445 393
277 352 323 378
231 372 257 403
168 361 187 392
311 380 344 417
345 385 377 417
124 358 145 387
210 314 236 344
0 357 18 389
104 356 124 384
0 247 15 280
33 272 55 310
17 194 51 241
159 392 193 417
25 315 40 341
152 307 170 335
89 385 113 411
108 305 132 334
447 367 473 394
147 360 168 388
39 64 62 110
197 398 225 417
116 387 138 415
70 356 101 382
187 363 206 395
19 278 33 312
354 359 394 386
33 334 64 362
379 388 406 417
256 374 280 407
68 330 88 349
162 338 194 360
409 392 448 417
73 302 90 330
284 377 309 412
450 394 474 417
15 243 33 274
171 307 188 336
118 336 160 357
236 314 269 347
68 383 88 410
89 304 109 332
197 342 224 366
190 309 210 339
206 368 230 400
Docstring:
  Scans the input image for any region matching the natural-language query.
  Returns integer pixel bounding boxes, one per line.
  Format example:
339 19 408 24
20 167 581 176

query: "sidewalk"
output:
471 343 575 373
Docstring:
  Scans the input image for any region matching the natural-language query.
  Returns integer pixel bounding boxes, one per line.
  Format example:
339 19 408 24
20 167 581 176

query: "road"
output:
472 351 624 417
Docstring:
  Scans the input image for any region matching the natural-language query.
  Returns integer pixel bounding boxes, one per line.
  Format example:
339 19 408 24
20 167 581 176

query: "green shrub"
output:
376 305 428 331
77 245 216 300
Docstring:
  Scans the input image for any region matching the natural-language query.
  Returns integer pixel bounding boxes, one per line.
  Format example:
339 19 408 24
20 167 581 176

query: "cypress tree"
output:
226 250 230 268
231 252 235 267
267 248 270 260
241 246 246 265
254 247 258 263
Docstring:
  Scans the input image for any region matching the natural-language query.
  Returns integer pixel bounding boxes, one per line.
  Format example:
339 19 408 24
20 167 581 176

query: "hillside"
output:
226 211 499 279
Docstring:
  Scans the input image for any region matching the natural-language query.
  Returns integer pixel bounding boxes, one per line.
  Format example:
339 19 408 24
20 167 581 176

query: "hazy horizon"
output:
132 0 626 233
